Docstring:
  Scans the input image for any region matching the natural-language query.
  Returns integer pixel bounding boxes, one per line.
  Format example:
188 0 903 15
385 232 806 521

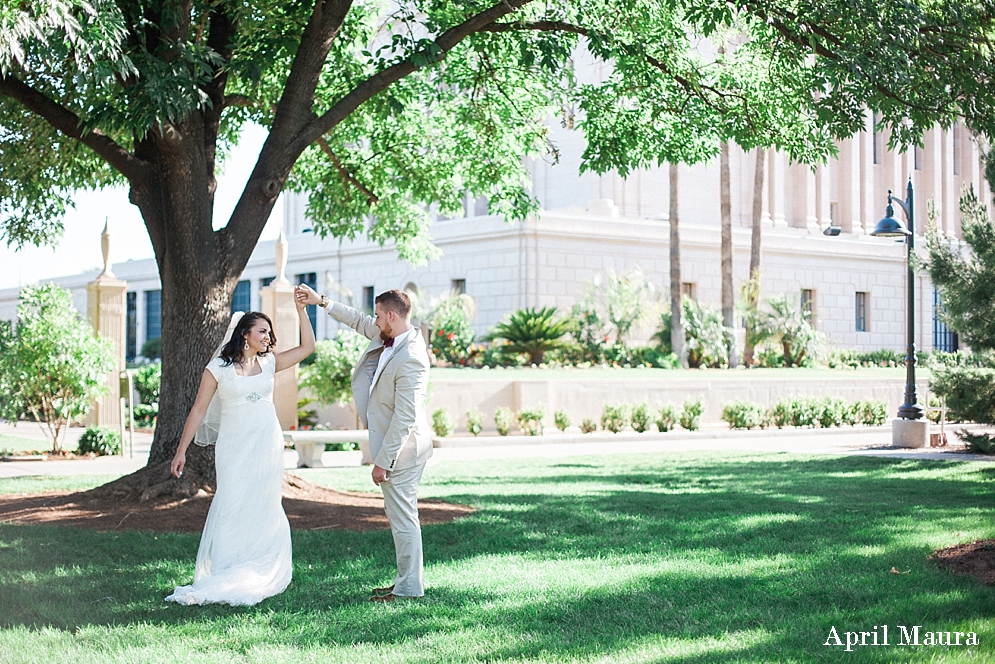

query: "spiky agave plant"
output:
484 307 574 365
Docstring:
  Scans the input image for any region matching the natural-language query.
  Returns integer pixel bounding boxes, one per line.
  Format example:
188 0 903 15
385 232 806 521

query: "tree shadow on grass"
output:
1 454 993 662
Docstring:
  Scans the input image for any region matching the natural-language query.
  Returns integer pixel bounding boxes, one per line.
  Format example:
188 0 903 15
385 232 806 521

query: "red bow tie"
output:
383 337 395 348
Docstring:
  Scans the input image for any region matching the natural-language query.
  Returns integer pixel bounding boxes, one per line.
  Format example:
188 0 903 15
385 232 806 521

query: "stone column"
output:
859 114 876 235
260 228 299 431
815 163 832 231
86 221 127 428
839 136 862 233
768 150 788 227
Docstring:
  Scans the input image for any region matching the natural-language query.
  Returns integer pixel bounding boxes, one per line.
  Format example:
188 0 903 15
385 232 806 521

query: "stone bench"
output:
283 430 370 468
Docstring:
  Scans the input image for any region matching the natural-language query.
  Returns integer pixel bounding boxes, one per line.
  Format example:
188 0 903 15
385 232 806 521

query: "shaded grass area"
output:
1 452 994 663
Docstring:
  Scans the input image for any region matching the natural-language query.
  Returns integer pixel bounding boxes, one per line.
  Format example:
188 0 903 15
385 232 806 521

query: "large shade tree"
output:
3 0 995 498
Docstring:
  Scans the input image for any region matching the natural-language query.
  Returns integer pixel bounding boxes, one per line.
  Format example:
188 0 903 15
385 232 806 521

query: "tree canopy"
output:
5 1 994 258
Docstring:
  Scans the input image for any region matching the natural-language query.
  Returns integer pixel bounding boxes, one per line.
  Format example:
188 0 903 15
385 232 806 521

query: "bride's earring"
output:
244 340 249 351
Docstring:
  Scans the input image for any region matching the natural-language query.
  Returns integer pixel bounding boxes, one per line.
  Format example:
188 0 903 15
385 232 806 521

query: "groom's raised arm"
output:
324 301 380 341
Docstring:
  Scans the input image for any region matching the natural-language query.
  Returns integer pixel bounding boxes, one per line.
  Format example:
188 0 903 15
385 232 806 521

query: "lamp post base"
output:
892 418 930 449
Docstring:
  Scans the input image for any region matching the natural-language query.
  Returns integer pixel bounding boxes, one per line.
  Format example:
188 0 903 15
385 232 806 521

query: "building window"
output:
363 286 375 314
914 144 923 171
855 292 868 332
296 272 318 331
231 280 251 313
126 291 137 362
801 289 815 323
933 287 959 352
145 289 161 345
681 282 696 300
452 278 466 294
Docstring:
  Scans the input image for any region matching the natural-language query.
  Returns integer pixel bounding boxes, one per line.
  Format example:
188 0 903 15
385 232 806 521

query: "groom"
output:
297 286 433 602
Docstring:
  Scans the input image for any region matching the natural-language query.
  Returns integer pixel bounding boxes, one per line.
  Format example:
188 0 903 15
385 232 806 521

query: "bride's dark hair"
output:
219 312 277 366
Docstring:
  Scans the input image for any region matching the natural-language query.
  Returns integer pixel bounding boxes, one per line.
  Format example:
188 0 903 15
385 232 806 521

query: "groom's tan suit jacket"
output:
326 302 433 471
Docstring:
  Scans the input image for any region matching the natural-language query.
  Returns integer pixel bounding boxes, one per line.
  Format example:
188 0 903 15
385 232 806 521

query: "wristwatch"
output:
319 295 329 308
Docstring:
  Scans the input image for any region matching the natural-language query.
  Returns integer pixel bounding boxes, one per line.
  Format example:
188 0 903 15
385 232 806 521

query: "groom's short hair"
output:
375 289 411 318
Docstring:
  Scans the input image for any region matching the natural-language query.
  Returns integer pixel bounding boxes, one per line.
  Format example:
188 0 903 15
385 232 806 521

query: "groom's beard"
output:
379 329 394 344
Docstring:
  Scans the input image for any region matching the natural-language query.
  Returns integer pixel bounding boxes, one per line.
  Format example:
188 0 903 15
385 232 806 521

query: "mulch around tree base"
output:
0 475 474 534
930 540 995 586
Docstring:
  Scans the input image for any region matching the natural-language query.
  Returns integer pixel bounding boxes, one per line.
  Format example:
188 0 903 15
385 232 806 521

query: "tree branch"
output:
291 0 537 154
317 137 379 205
0 74 149 183
479 20 744 114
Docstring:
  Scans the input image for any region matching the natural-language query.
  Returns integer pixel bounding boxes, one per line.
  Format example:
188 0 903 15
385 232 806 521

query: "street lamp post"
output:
871 178 928 446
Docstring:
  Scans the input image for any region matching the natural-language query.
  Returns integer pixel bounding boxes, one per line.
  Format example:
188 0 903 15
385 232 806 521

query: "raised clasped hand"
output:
294 284 318 307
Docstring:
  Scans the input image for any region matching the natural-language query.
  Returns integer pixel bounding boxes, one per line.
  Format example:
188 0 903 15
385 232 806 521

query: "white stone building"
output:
1 116 986 358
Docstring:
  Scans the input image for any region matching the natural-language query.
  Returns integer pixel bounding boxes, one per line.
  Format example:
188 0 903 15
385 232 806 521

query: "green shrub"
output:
679 398 704 431
466 408 484 436
130 404 158 429
431 408 454 437
77 426 121 456
682 298 728 368
297 397 319 429
494 407 514 436
818 397 847 428
140 337 161 361
132 362 161 405
754 294 824 367
768 399 793 428
300 331 368 406
931 367 995 424
630 403 652 433
655 404 676 432
958 430 995 454
484 307 574 366
843 401 863 426
428 293 476 366
518 404 546 436
554 410 571 432
720 400 767 429
858 400 888 426
580 418 598 434
789 398 821 428
601 404 630 433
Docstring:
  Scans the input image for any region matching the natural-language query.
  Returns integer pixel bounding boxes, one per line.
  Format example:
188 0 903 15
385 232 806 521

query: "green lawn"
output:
1 451 993 663
430 366 916 381
0 433 66 455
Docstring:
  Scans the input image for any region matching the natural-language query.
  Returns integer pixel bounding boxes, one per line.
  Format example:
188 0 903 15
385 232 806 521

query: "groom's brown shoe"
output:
370 592 398 603
371 584 394 596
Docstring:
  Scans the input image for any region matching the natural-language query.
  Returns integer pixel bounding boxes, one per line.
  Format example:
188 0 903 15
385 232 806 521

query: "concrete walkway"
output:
2 421 992 480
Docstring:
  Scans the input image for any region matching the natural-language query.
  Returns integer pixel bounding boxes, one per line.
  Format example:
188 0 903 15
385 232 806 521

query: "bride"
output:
166 286 316 606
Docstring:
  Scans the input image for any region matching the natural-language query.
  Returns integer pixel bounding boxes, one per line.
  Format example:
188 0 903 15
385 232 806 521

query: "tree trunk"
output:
720 142 738 367
108 113 278 499
743 148 766 366
669 163 687 368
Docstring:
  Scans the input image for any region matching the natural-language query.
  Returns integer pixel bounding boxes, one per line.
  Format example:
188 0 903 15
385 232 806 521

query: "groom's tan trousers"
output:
380 458 428 596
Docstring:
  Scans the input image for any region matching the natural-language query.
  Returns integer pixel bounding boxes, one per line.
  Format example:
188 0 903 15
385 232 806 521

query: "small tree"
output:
0 284 114 452
299 330 368 413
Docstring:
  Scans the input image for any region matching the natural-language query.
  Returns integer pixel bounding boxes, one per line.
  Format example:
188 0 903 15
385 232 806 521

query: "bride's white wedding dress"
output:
166 354 292 606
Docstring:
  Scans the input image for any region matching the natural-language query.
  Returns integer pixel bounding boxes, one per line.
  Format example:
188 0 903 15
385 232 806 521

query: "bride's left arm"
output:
275 291 317 372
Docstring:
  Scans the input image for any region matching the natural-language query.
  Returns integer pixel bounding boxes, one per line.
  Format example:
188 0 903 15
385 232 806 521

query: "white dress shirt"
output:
370 326 415 394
